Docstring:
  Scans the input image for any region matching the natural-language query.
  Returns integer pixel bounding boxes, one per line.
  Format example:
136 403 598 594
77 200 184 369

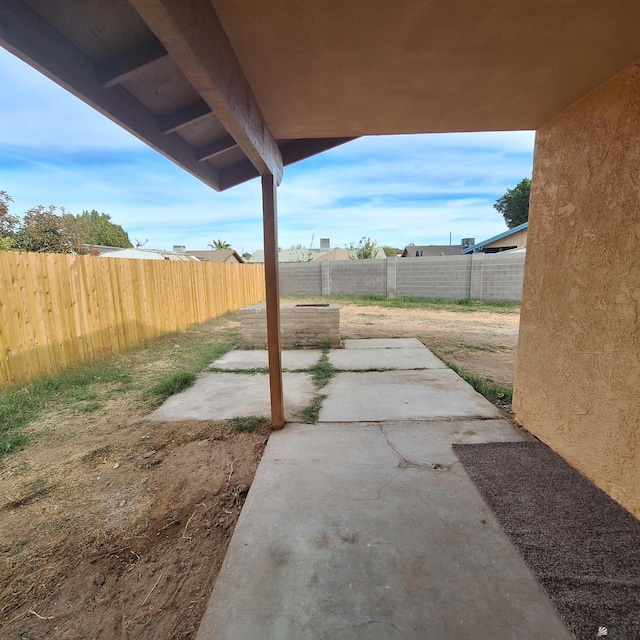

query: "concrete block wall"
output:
240 304 341 348
279 253 526 302
470 253 525 303
325 260 386 296
396 256 471 299
278 261 322 296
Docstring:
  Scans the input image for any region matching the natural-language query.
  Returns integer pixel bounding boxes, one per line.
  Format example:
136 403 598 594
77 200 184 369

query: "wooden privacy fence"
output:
0 252 265 387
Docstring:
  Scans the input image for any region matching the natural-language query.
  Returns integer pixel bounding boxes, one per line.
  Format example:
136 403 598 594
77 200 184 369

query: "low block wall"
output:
240 304 341 348
279 253 525 303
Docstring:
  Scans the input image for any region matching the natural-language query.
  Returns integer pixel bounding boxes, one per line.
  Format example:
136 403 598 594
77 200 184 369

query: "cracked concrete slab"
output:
343 338 426 349
147 372 315 421
328 347 446 370
211 349 322 370
196 422 572 640
319 370 500 422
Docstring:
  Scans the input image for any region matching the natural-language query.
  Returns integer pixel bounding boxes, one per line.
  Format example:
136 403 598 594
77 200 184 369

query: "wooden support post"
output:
262 174 285 429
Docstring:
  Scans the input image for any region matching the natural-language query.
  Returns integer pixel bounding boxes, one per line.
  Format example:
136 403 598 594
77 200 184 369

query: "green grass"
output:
0 313 241 461
226 416 269 433
150 371 197 402
442 360 513 411
309 351 337 388
283 294 518 314
301 394 326 424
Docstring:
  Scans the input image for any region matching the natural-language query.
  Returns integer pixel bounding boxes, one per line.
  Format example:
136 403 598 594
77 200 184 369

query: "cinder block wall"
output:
396 256 471 299
325 260 386 296
469 253 525 303
278 261 322 296
279 253 525 302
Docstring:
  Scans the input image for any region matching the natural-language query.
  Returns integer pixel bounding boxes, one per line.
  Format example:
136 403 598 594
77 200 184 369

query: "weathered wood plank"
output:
129 0 283 183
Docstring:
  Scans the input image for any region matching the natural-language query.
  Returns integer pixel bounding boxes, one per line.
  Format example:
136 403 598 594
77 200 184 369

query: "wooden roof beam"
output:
97 38 168 88
218 137 356 190
196 135 238 162
129 0 283 184
0 0 221 191
159 99 212 134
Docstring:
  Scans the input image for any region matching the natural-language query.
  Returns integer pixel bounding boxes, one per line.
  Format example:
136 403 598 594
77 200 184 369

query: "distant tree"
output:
348 236 378 260
14 205 87 254
382 246 401 257
242 252 252 261
75 209 132 248
494 178 531 228
0 191 18 250
209 239 231 249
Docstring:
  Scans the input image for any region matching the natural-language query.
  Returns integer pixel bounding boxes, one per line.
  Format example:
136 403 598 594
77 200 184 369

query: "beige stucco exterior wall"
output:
485 228 528 250
514 64 640 517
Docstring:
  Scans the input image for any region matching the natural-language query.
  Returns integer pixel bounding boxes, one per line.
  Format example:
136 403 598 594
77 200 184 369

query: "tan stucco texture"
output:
514 64 640 518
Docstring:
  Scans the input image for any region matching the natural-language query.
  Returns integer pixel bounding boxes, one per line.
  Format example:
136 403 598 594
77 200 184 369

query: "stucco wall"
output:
514 64 640 517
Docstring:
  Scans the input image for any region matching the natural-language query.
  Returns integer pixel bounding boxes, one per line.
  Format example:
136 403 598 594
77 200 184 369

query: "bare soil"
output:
0 304 519 639
336 302 520 385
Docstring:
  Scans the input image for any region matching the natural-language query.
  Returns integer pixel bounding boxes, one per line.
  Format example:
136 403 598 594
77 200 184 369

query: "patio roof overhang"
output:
2 0 640 427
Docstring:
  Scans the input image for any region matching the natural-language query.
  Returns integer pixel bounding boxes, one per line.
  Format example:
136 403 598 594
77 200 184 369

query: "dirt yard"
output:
336 301 520 386
0 303 519 639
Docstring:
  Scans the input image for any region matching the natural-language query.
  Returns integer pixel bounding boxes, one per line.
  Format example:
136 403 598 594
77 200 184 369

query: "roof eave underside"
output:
0 0 354 192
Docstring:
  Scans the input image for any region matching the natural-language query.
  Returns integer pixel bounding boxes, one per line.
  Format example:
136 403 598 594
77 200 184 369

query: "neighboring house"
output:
249 248 319 263
185 249 245 263
313 247 354 261
343 246 387 260
250 246 386 263
401 244 463 257
99 248 200 261
461 222 528 254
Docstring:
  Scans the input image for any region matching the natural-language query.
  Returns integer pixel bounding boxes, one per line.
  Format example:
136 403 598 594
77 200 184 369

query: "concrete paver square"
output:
147 372 315 421
319 369 500 422
343 338 425 349
328 347 445 370
196 423 572 640
211 349 322 370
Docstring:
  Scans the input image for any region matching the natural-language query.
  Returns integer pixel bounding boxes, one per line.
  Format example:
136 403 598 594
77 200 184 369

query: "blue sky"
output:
0 47 535 255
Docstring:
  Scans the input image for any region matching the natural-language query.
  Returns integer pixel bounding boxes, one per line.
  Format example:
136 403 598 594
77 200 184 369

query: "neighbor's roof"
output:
462 222 529 254
2 2 640 192
101 248 165 260
185 249 245 263
401 245 463 257
312 247 354 262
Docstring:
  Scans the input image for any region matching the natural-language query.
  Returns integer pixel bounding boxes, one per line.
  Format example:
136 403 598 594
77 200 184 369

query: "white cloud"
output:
0 46 535 254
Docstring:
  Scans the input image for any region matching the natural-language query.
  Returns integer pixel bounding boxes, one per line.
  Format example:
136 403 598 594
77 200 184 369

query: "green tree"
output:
382 246 401 257
242 252 252 261
75 209 132 248
14 205 87 254
0 191 18 250
209 239 231 249
493 178 531 228
348 236 378 260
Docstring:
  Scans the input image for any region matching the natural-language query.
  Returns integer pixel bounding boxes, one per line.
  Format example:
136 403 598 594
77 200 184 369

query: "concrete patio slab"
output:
147 372 315 421
211 349 322 370
328 347 445 370
343 338 425 349
319 369 500 422
196 422 572 640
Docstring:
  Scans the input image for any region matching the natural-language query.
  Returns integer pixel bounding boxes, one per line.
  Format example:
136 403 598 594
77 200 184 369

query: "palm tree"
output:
208 239 231 250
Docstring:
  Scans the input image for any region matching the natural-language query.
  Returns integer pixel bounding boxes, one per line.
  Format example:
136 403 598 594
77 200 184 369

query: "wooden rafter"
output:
129 0 283 183
196 135 238 162
159 100 212 134
218 137 356 191
0 0 221 190
96 38 168 88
